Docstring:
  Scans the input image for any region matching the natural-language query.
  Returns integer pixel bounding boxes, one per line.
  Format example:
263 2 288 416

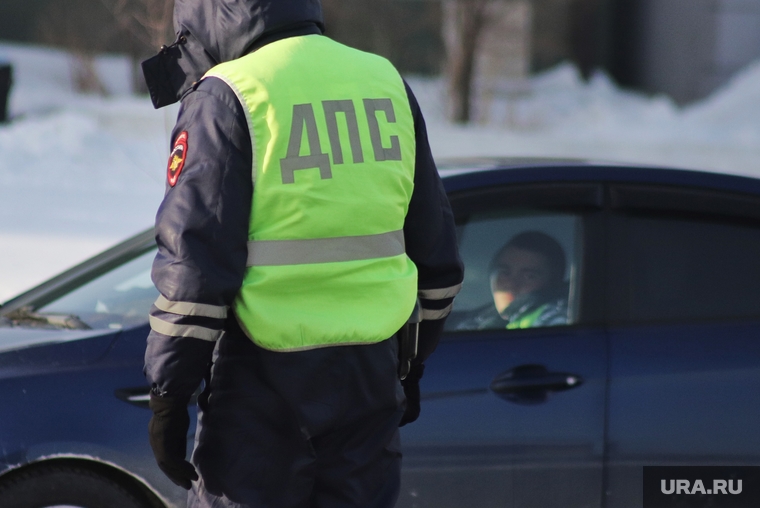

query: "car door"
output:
604 184 760 507
398 182 608 508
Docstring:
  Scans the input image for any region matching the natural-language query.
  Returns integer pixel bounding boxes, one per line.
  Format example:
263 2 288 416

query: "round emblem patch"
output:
167 131 188 187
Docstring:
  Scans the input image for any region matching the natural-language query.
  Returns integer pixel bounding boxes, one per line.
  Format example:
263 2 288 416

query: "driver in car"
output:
458 231 569 330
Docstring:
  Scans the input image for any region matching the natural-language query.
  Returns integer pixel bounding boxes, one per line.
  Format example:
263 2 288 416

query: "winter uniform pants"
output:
188 323 405 508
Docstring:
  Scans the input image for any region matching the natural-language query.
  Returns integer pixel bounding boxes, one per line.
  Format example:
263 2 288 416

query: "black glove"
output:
148 394 198 489
399 364 425 427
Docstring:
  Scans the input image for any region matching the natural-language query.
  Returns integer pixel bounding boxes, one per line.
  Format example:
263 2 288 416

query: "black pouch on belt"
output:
398 300 422 380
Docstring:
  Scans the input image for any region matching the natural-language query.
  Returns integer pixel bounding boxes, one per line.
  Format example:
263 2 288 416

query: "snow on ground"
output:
1 41 759 301
410 62 760 176
0 43 176 301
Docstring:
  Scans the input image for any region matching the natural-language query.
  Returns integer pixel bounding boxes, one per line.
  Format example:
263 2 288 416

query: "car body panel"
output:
604 321 760 507
0 327 114 356
0 324 190 506
398 326 607 508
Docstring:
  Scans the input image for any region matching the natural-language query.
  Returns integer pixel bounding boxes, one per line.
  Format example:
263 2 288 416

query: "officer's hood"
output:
142 0 324 109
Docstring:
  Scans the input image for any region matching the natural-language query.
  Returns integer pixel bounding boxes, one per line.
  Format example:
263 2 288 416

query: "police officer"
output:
142 1 463 507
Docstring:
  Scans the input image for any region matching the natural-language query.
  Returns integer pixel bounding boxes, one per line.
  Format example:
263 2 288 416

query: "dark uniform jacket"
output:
144 0 464 404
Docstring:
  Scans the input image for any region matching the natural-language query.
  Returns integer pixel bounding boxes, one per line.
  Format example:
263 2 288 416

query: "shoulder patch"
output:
167 131 188 187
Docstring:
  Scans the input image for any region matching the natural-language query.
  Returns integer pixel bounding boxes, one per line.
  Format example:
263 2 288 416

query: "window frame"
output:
444 182 606 338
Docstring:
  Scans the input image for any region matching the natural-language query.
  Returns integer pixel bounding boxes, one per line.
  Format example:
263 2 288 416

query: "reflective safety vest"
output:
506 304 548 330
205 35 418 351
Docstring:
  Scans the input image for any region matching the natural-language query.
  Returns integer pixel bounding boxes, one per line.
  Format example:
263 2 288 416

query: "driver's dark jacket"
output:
143 29 464 403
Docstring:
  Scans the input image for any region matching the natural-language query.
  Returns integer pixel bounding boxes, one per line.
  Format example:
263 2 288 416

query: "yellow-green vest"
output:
506 304 548 329
205 35 418 351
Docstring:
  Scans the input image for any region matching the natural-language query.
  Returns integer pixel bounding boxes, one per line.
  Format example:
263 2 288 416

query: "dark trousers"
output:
188 323 405 508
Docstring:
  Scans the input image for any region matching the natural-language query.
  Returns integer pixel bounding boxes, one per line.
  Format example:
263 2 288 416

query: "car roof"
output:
437 157 760 197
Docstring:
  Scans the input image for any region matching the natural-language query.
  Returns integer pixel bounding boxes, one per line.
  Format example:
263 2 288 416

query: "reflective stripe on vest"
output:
205 36 418 351
247 230 405 266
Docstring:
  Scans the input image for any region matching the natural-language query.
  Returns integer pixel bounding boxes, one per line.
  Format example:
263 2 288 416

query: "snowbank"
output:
0 43 173 300
1 41 759 301
408 62 760 176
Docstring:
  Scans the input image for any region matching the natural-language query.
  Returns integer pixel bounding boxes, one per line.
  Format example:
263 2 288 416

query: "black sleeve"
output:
402 80 464 364
144 77 252 401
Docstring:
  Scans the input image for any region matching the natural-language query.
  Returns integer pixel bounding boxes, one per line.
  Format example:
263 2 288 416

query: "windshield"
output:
36 249 158 330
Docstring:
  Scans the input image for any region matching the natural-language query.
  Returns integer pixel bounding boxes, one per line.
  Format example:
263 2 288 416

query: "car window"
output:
445 210 583 331
37 249 158 330
611 215 760 324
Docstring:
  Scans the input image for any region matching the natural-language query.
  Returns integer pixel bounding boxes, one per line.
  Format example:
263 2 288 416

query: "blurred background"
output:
1 0 759 299
3 0 759 113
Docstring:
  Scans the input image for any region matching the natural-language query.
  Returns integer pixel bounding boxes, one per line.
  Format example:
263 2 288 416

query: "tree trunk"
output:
71 52 109 95
443 0 488 123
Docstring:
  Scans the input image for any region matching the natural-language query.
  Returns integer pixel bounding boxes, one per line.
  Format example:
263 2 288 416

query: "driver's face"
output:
490 247 552 313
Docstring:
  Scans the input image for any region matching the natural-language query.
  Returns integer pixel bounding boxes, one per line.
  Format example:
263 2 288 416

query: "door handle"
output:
490 364 583 405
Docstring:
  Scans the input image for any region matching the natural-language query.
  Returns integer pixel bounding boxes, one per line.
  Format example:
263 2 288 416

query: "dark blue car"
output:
1 160 759 508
